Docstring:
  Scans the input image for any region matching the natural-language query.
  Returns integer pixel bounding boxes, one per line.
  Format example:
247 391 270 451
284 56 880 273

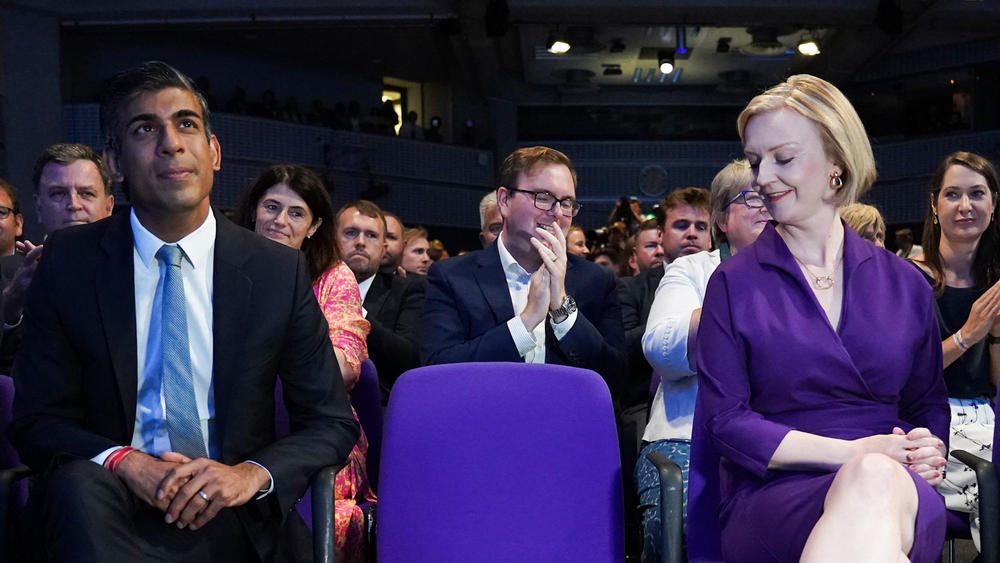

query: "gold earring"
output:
830 173 843 189
933 213 939 225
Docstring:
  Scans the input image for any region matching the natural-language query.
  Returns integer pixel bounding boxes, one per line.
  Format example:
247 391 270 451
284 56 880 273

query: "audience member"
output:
658 187 711 264
33 142 115 236
0 178 22 256
427 239 449 262
421 146 625 388
479 191 502 248
379 211 405 275
896 227 923 258
635 160 769 561
425 115 443 143
690 74 947 562
911 151 1000 549
397 110 424 140
627 219 664 275
235 163 374 562
566 224 590 256
12 61 359 561
335 200 424 393
401 227 431 275
590 246 626 278
608 196 643 234
839 202 886 248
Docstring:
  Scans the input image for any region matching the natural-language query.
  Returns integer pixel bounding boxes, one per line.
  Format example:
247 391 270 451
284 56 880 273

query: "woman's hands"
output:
961 279 1000 346
854 427 946 486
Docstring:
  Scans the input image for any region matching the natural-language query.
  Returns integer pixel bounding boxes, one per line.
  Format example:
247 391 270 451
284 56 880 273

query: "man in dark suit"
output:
335 200 424 394
12 61 358 561
421 146 624 387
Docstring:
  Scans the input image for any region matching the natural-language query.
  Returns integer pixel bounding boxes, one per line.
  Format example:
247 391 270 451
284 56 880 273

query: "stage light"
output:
547 34 570 54
797 35 820 56
658 50 675 74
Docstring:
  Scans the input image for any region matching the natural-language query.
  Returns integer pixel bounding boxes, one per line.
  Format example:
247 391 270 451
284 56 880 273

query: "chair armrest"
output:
951 449 998 562
310 463 343 563
645 451 684 563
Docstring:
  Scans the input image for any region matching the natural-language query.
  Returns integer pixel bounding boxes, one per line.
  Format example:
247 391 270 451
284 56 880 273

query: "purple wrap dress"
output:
688 222 949 562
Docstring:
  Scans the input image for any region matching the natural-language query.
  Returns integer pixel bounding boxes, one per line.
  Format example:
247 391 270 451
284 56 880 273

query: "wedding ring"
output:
197 491 209 501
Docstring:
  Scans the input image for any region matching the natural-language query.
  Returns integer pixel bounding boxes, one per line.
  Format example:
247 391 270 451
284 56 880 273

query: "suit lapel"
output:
96 213 139 435
363 273 392 319
475 245 515 323
210 213 253 455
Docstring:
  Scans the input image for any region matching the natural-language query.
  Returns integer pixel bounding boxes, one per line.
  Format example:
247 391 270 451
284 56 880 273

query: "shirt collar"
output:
131 207 217 268
357 272 375 301
497 232 531 281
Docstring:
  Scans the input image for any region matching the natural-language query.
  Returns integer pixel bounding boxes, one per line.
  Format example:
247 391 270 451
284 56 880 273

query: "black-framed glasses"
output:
0 206 16 219
508 187 582 217
727 190 765 209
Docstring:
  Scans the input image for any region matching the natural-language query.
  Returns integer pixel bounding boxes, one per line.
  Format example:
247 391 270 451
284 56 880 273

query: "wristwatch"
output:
548 295 577 324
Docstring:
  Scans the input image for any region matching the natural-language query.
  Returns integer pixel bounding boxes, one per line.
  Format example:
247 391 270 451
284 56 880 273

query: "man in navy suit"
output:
421 146 624 387
12 61 358 561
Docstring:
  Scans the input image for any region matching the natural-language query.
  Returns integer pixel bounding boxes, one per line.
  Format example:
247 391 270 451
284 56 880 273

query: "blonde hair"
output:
737 74 876 206
839 203 885 240
709 160 754 243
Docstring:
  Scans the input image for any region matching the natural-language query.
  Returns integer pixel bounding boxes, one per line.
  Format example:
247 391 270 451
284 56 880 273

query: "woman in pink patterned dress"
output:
236 164 374 562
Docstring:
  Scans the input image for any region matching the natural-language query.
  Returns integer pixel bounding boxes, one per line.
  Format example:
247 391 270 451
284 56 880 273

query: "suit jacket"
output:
420 243 625 387
616 265 664 407
0 253 25 374
362 271 425 392
11 210 359 560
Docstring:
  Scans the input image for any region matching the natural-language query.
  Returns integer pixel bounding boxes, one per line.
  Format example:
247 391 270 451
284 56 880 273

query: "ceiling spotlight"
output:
797 35 820 56
658 49 675 74
547 33 571 54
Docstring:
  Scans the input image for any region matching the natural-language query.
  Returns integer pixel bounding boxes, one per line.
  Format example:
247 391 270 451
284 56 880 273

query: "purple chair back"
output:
274 380 315 527
377 362 624 562
351 360 382 492
0 375 26 508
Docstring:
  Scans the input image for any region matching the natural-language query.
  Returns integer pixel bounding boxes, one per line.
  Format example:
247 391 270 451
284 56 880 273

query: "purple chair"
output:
376 362 624 562
0 375 30 558
353 359 382 493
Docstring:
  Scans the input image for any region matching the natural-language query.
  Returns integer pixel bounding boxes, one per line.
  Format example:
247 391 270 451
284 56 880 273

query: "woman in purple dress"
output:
688 75 950 562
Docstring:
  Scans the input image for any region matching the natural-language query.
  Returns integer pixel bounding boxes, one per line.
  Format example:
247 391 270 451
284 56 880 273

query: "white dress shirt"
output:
642 249 720 442
357 273 375 318
497 233 576 363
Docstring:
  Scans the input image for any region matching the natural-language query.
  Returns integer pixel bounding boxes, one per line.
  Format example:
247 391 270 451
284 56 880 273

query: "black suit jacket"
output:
362 271 425 393
617 265 665 408
420 243 625 388
0 253 25 374
11 211 359 560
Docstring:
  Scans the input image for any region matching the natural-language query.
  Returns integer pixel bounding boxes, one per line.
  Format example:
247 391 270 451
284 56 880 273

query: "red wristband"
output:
104 447 137 474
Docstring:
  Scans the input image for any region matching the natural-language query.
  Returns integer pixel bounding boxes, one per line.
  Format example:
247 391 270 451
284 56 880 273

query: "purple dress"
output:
688 222 949 563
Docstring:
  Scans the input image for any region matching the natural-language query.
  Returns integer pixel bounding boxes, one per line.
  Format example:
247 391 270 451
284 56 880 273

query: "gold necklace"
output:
790 253 842 290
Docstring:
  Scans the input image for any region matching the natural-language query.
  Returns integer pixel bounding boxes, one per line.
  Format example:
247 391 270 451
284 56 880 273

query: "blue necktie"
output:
157 244 207 459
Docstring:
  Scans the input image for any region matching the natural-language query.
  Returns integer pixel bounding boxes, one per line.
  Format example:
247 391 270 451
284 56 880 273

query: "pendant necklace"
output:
790 252 842 290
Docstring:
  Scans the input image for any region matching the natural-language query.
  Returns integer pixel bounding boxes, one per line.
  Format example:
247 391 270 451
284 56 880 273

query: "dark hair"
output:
0 178 20 215
498 146 577 191
657 187 711 230
235 164 338 281
335 200 387 237
921 151 1000 294
32 143 112 196
589 246 626 277
100 61 212 153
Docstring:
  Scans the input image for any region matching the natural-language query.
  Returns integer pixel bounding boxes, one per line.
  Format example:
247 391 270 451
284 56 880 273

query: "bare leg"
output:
800 453 919 563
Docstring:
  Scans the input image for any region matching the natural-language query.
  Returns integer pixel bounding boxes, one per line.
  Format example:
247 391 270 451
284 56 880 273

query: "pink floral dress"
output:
312 261 375 563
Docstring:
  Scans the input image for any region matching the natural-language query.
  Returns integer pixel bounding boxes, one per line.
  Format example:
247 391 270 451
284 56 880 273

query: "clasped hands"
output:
520 223 569 331
117 450 270 531
857 427 947 486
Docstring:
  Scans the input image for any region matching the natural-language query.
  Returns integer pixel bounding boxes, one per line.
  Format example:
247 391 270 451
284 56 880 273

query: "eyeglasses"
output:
507 187 582 217
727 190 765 209
0 206 16 219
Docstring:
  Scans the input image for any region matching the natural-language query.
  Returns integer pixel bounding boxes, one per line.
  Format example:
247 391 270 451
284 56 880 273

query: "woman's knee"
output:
828 453 916 509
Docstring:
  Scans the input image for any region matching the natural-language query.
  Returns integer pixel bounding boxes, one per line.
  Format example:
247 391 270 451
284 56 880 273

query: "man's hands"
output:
521 222 570 331
3 241 42 325
117 450 271 531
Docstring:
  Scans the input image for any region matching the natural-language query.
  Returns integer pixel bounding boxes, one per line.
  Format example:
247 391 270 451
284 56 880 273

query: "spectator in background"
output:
427 239 449 263
425 115 443 143
397 111 424 140
566 224 590 257
335 200 424 394
840 203 886 248
627 219 664 275
590 247 626 278
0 179 22 257
608 196 644 234
225 87 250 115
896 227 923 259
421 146 624 389
658 187 711 264
379 212 405 275
401 227 431 275
479 191 503 248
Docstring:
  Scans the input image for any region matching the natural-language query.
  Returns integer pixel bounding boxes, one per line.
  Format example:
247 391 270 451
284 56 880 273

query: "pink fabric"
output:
312 261 375 562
